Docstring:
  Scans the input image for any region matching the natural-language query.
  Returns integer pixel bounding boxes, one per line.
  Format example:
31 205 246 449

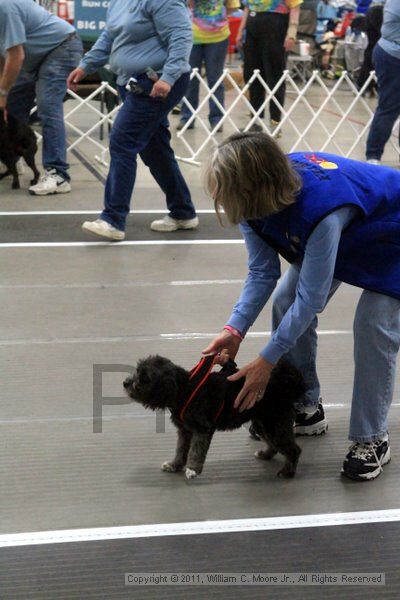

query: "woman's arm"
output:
151 0 193 87
227 222 281 336
229 206 357 412
260 206 357 365
284 5 300 52
77 29 114 75
202 222 280 357
236 6 249 48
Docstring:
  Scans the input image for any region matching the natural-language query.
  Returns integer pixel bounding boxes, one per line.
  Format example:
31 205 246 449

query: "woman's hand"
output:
236 30 244 50
202 329 242 360
150 79 171 98
284 37 296 53
67 67 86 92
228 356 274 413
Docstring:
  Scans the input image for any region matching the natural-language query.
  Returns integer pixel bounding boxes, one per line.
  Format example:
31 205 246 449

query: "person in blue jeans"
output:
204 132 400 481
366 0 400 165
0 0 83 195
69 0 198 239
179 0 240 132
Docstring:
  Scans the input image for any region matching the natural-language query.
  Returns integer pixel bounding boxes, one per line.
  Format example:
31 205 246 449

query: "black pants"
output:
243 11 289 123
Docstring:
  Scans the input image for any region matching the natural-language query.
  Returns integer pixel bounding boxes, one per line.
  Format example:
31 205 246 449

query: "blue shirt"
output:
227 206 357 364
379 0 400 60
0 0 74 71
78 0 192 86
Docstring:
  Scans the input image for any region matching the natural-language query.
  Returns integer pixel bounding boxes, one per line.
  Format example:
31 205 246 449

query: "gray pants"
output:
272 263 400 442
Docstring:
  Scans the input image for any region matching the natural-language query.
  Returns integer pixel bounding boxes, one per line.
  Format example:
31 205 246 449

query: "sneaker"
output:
367 159 381 166
29 169 71 195
82 218 125 241
150 215 199 232
294 402 328 436
341 438 391 481
270 119 282 139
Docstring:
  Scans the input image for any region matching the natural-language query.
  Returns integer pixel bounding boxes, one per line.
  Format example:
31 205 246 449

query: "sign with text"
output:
74 0 109 42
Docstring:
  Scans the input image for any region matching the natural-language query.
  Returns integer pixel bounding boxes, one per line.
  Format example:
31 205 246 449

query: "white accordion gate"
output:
35 68 398 168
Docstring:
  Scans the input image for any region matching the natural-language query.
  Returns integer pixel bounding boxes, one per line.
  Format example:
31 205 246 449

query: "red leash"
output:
179 355 224 423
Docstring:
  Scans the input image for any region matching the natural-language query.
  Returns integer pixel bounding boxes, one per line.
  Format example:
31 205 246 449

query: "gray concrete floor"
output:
1 131 400 537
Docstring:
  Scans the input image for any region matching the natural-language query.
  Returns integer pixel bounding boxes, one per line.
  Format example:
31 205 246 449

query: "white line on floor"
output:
0 209 216 216
0 240 243 249
0 279 244 290
0 330 352 346
1 404 399 426
1 404 400 426
2 509 400 548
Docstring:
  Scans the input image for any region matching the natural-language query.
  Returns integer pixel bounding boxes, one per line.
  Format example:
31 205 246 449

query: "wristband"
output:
286 22 298 41
223 325 244 341
0 88 8 98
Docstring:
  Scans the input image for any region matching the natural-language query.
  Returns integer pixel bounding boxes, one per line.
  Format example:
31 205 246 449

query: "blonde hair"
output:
205 132 302 225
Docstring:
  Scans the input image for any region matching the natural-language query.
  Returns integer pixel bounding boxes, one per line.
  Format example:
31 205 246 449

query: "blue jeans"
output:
180 39 229 127
101 73 196 231
366 44 400 160
6 34 83 181
272 263 400 443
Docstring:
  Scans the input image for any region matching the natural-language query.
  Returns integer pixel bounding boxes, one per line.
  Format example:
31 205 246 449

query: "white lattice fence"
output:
175 67 399 165
33 70 399 168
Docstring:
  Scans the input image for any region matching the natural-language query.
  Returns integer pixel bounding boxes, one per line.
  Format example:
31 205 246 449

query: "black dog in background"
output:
0 109 39 189
124 355 306 480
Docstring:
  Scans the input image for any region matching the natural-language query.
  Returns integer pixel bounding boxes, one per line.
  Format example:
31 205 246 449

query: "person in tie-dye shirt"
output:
236 0 303 134
179 0 240 131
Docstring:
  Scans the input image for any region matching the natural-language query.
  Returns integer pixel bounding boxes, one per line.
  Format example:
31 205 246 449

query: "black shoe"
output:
294 402 328 436
341 438 391 481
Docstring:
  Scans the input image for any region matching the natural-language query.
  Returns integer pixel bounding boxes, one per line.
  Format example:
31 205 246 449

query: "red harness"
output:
178 355 225 424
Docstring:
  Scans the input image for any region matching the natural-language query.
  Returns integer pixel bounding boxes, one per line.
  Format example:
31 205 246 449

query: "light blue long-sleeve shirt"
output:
379 0 400 61
227 206 357 364
78 0 193 86
0 0 74 71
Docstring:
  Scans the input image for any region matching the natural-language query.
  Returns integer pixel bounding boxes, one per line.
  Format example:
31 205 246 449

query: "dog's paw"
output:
277 468 296 478
255 448 276 461
185 467 198 480
161 461 181 473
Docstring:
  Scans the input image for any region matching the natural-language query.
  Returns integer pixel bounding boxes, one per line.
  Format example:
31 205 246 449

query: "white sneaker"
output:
367 159 381 166
29 169 71 195
82 218 125 241
270 119 282 139
150 215 199 232
0 162 7 175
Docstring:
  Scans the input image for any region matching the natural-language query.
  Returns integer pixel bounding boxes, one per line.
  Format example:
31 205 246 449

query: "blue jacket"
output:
248 152 400 300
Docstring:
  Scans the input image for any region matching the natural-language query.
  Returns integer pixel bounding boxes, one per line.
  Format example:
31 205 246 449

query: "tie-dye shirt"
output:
192 0 241 45
243 0 302 14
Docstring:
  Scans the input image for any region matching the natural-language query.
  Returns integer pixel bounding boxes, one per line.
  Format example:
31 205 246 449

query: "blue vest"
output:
248 152 400 300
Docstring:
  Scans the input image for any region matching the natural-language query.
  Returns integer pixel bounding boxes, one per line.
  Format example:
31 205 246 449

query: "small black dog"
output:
0 109 40 189
124 355 306 479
